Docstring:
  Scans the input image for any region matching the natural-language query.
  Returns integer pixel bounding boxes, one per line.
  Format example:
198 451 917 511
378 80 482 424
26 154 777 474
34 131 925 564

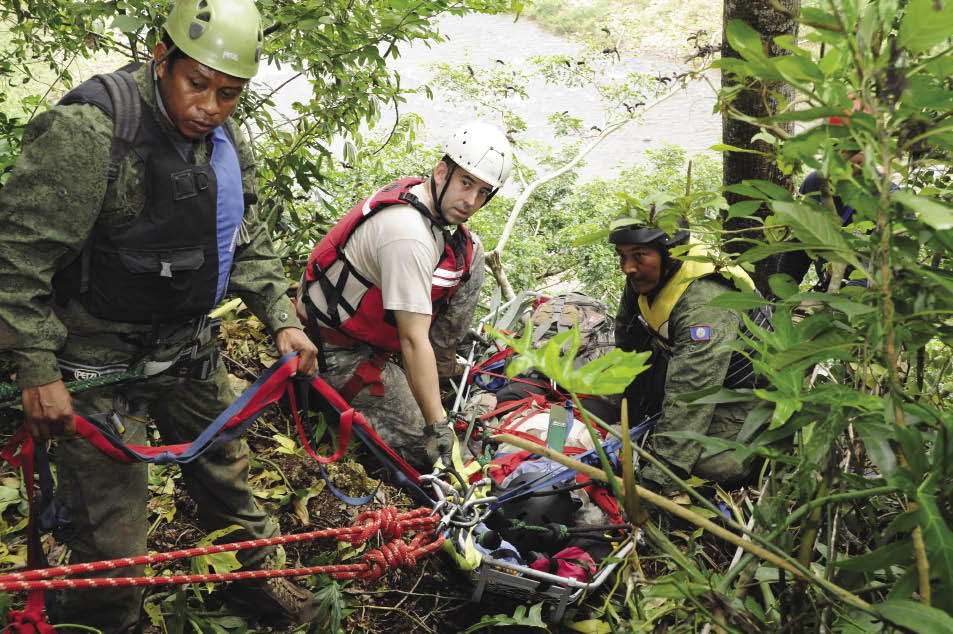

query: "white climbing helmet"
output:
443 122 513 189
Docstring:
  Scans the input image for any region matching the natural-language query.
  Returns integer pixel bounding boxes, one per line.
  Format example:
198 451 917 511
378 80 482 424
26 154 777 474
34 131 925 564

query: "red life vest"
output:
302 177 473 353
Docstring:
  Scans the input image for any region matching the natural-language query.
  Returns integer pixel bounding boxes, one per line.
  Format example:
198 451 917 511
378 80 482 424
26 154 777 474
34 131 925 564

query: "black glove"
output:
424 418 455 465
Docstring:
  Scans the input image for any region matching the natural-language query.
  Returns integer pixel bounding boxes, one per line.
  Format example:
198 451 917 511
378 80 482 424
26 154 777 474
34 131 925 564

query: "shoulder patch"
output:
690 325 711 341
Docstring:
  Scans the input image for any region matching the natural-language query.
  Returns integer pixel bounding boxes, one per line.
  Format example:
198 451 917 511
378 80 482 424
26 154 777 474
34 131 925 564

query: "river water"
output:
256 12 722 183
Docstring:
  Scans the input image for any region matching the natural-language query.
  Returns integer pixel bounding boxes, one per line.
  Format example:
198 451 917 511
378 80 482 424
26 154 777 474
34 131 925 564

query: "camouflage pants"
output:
48 332 278 634
316 240 484 470
641 401 752 493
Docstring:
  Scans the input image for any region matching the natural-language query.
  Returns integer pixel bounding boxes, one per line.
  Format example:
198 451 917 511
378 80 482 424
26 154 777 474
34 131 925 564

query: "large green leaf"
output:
725 19 769 64
461 602 548 633
893 190 953 230
111 14 146 33
787 292 875 318
875 600 953 634
833 538 912 572
770 200 864 270
735 241 834 264
767 336 854 371
774 55 824 83
488 322 651 395
760 107 842 123
856 420 899 477
916 475 953 589
898 0 953 53
708 290 773 311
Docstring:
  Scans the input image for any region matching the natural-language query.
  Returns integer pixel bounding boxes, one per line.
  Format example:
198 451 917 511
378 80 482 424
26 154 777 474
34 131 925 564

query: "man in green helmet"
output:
0 0 318 630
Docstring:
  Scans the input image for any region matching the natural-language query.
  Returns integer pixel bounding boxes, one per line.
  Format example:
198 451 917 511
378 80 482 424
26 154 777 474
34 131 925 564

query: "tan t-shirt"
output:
341 182 445 316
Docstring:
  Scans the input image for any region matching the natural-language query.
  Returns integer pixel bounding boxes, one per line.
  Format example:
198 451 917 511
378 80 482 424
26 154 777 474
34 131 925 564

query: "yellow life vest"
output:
637 242 756 348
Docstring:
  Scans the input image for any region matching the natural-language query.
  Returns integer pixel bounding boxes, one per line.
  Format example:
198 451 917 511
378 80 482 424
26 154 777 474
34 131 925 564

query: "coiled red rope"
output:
0 506 443 592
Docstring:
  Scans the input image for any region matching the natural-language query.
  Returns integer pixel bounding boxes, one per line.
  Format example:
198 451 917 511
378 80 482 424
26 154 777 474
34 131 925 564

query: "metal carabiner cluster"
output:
421 471 498 536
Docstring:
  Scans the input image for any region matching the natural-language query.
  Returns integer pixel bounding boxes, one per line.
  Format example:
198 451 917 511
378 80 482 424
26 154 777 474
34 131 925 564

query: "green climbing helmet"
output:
163 0 264 79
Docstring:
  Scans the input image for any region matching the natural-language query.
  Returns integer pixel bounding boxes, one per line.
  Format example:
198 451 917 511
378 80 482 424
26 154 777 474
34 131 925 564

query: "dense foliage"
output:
2 0 953 632
0 0 521 245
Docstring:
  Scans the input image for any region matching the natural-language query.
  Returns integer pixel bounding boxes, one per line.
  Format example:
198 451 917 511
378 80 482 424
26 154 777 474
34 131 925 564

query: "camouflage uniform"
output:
616 276 755 493
317 236 484 468
0 63 298 632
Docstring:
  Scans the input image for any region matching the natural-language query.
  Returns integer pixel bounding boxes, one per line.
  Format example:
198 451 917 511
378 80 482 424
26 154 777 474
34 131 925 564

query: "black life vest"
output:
52 69 245 324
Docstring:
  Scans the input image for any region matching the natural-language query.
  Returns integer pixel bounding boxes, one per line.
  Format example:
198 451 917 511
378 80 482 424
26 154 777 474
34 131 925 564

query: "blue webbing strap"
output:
83 352 301 465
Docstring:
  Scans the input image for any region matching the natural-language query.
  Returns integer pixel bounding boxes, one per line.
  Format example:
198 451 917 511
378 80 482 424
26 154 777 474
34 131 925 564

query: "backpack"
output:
528 293 615 369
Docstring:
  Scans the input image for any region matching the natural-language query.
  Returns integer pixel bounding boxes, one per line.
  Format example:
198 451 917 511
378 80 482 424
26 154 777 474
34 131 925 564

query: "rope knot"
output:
357 538 414 580
348 506 401 546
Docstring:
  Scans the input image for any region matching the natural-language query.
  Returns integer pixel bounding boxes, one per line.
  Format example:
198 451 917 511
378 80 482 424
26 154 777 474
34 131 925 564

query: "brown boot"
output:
226 576 318 624
434 345 465 384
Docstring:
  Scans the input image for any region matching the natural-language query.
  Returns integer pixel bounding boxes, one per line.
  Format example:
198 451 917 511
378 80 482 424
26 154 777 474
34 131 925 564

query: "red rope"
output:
0 506 444 592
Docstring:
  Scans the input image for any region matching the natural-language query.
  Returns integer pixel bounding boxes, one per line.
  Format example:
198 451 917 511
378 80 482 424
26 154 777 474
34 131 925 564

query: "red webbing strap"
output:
287 383 352 464
467 348 514 384
340 351 388 402
1 430 55 634
480 393 547 422
13 355 303 466
307 373 422 485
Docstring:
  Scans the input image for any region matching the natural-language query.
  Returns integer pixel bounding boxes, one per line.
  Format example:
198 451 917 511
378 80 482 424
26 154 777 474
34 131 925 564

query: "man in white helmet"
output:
300 122 512 466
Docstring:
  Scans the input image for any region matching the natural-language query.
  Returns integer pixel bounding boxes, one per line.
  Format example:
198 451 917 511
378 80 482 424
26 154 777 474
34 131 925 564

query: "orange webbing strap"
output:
340 350 389 402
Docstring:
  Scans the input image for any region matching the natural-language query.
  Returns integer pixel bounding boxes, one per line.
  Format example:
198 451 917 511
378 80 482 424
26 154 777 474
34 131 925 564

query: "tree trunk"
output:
721 0 799 295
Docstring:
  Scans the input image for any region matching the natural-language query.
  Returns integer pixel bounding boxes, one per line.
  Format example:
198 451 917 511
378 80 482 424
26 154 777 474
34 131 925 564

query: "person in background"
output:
610 219 769 493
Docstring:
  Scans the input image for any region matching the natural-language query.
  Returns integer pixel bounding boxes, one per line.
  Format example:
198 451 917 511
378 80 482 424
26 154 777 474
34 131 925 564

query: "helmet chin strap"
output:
430 161 457 226
153 51 182 134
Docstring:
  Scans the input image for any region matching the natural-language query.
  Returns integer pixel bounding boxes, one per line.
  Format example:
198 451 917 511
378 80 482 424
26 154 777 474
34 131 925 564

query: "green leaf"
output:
761 107 843 123
677 386 757 405
710 143 768 155
314 580 347 634
770 397 800 428
728 200 763 218
488 323 651 395
708 291 772 311
774 55 824 82
856 421 899 477
747 179 794 202
875 600 953 634
770 200 864 270
768 274 798 300
0 485 21 513
833 538 912 572
786 292 875 318
645 575 711 598
895 426 927 480
111 14 146 33
898 0 953 53
461 602 548 633
298 18 322 30
573 228 611 246
725 19 768 64
916 475 953 587
768 336 854 371
893 191 953 230
724 182 766 199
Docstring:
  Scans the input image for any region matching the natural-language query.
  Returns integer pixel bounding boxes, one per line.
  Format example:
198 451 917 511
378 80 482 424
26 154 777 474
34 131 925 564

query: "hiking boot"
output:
226 576 318 624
